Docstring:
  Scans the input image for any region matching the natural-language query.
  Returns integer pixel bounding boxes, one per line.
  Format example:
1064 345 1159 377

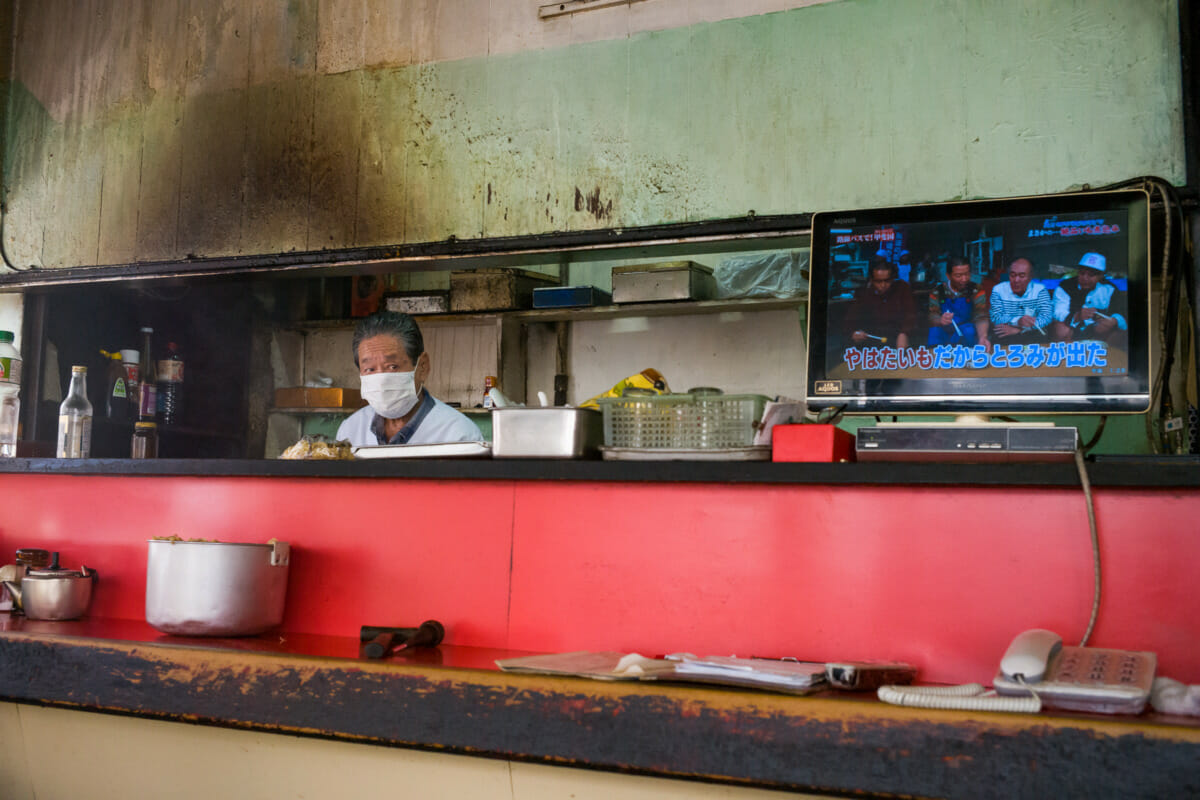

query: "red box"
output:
771 424 855 463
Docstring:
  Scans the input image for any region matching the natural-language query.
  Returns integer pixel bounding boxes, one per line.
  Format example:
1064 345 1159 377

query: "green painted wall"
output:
0 0 1184 270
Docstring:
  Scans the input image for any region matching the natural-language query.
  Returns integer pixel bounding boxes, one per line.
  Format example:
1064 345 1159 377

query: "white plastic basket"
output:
598 393 769 449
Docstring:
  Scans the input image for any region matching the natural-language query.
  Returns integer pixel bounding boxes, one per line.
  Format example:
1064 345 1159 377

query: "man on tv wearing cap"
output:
1050 252 1127 342
989 256 1053 344
845 257 916 350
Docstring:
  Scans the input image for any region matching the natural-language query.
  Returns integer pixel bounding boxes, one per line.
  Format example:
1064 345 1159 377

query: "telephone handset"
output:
993 629 1156 714
877 629 1157 714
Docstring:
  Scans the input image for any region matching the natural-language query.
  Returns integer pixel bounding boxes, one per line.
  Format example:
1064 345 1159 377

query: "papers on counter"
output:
495 651 827 695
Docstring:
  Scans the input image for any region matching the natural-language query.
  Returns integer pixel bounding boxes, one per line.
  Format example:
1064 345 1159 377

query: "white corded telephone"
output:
878 629 1157 714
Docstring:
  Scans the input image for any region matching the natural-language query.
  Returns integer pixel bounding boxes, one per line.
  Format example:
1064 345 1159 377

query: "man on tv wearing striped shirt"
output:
988 257 1052 345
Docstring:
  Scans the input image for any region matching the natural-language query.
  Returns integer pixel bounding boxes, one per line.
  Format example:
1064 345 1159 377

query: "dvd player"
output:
856 424 1078 463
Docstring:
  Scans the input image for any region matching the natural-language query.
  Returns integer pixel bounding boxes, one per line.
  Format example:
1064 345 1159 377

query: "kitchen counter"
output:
0 616 1197 799
0 454 1197 487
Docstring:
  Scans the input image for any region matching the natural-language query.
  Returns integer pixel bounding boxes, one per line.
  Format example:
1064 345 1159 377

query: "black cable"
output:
1081 415 1108 454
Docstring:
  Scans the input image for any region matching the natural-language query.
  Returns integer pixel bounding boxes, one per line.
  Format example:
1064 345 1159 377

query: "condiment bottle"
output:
99 349 130 419
0 330 20 458
157 341 183 425
483 375 498 409
120 349 140 420
131 421 158 459
57 365 93 458
137 327 157 421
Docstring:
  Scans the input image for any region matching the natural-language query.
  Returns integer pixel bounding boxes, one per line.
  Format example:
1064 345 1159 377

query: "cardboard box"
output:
450 268 558 312
771 424 855 463
274 387 365 410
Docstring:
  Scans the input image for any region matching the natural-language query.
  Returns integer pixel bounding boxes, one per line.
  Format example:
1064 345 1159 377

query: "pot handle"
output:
269 541 290 567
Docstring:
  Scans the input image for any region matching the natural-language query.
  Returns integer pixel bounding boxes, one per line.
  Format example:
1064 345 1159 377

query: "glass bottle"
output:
137 327 157 420
157 341 183 425
131 420 158 458
57 366 93 458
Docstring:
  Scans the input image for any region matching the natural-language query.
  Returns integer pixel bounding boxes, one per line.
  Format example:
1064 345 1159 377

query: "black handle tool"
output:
360 619 445 659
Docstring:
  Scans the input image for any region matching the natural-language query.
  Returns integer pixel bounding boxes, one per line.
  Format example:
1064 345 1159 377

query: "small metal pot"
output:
2 555 97 620
145 539 290 637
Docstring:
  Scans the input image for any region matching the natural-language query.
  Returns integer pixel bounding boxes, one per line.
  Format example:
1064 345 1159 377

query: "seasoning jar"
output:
15 548 51 570
131 420 158 459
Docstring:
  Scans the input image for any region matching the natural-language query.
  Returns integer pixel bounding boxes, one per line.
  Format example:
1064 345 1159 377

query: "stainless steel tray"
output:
599 445 770 461
352 441 492 459
492 407 602 458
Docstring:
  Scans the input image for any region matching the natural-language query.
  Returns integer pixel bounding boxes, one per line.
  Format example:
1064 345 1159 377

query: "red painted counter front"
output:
1 473 1197 685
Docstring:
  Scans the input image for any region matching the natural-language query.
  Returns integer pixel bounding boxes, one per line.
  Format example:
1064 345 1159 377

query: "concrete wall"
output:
0 0 1184 270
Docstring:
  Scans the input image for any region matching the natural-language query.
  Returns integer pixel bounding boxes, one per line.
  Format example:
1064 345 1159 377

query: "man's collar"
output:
369 389 434 445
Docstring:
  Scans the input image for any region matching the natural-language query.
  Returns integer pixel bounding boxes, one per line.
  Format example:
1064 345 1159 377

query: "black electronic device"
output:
855 424 1078 462
805 189 1152 417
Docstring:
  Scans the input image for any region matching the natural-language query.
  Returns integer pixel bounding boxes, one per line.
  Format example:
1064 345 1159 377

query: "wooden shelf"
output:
279 296 806 331
511 295 806 323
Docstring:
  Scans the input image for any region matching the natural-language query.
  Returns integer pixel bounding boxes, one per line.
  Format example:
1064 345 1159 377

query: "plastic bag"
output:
715 250 809 299
579 368 671 409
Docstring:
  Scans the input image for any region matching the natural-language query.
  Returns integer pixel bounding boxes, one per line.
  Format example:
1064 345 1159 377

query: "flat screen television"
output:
805 189 1151 416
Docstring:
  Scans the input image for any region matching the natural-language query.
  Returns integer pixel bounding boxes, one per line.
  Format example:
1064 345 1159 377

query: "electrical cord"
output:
877 682 1042 713
1094 175 1192 454
1081 415 1108 454
1074 447 1102 647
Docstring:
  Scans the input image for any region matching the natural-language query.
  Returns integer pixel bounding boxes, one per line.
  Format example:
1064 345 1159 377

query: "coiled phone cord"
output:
877 681 1042 713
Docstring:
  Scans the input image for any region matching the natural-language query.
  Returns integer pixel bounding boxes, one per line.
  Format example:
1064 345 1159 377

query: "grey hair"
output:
351 311 424 367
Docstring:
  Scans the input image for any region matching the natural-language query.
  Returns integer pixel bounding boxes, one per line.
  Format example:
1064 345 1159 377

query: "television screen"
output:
805 189 1151 415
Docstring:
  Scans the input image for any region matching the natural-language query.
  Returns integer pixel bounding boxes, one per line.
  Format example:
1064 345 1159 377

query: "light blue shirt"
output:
336 392 483 447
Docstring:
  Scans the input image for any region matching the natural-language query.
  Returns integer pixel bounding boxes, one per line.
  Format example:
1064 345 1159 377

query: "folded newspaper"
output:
495 651 827 695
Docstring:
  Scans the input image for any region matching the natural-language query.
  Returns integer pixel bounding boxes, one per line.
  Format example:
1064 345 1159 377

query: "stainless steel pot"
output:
145 539 290 636
1 557 96 620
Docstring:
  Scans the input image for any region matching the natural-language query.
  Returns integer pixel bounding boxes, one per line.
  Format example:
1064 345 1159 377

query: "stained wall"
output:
0 0 1183 271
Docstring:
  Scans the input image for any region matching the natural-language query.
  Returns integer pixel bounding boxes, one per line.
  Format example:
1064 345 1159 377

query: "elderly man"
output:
1051 252 1127 342
989 257 1052 344
336 311 483 447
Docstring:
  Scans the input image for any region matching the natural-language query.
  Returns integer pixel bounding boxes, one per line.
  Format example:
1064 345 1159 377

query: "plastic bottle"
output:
0 331 20 458
99 349 130 419
157 341 183 425
57 366 93 458
120 349 139 421
137 327 157 421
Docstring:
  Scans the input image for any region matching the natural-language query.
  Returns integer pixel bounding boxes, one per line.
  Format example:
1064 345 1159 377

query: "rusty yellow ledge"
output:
0 627 1197 799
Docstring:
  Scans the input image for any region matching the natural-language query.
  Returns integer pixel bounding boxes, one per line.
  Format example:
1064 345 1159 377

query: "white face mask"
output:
360 370 421 419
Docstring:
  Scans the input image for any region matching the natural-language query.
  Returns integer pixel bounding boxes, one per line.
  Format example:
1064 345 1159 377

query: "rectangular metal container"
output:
491 407 603 458
611 261 714 303
385 291 449 315
532 285 613 308
450 268 559 311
